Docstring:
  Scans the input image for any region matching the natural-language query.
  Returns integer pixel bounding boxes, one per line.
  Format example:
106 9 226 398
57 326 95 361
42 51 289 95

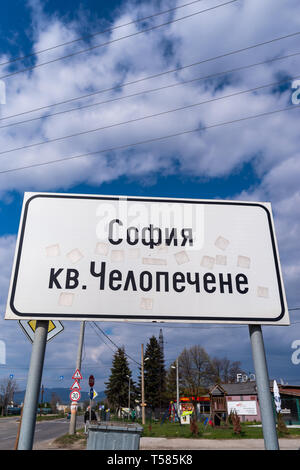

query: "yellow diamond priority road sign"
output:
19 319 64 343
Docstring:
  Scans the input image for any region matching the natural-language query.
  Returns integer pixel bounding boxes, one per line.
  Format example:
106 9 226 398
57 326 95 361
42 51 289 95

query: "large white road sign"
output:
5 192 289 324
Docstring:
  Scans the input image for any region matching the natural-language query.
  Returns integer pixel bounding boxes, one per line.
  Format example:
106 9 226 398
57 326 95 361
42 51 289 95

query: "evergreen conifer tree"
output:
143 336 166 410
104 347 134 411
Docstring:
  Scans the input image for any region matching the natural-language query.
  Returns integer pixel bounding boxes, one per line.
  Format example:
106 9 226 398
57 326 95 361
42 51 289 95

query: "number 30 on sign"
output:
70 390 81 402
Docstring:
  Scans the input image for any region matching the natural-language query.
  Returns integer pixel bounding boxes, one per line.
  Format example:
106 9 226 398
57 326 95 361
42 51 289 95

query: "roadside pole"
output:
17 320 49 450
176 358 179 417
89 393 92 423
14 405 23 450
88 375 95 423
69 321 85 435
249 325 279 450
128 376 131 410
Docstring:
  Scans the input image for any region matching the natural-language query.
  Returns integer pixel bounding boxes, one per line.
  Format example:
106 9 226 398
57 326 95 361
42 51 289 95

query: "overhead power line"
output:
1 51 299 130
88 322 117 354
91 322 141 367
1 31 299 122
0 103 299 175
0 362 109 370
0 0 238 81
0 0 208 67
0 74 298 156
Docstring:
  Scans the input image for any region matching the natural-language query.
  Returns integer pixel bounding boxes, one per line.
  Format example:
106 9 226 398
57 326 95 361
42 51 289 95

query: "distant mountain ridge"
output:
14 388 106 405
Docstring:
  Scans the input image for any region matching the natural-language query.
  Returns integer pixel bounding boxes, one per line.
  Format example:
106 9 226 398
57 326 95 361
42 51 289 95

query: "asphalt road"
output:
0 415 84 450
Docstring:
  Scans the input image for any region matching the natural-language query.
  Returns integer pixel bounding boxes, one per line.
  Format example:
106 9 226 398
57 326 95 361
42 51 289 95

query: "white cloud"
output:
0 0 299 192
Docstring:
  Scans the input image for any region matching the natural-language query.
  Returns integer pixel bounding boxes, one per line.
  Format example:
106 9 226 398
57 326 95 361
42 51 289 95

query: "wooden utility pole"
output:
40 384 44 417
41 384 44 404
14 405 24 450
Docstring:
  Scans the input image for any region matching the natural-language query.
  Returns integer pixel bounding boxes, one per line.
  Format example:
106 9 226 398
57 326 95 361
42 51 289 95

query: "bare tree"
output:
0 378 18 415
211 357 245 383
178 346 215 395
50 392 61 414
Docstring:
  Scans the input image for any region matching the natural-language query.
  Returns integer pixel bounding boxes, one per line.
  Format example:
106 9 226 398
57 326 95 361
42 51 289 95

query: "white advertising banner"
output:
227 400 258 416
5 192 289 324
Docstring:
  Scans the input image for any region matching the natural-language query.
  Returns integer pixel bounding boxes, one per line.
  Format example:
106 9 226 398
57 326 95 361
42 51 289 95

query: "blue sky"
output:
0 0 300 394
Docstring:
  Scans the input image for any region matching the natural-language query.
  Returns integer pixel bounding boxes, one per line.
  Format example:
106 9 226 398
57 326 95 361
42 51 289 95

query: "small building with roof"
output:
209 380 300 424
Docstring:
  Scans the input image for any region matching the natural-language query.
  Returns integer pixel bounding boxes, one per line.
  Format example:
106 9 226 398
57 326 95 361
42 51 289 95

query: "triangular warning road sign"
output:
72 369 82 380
70 380 81 391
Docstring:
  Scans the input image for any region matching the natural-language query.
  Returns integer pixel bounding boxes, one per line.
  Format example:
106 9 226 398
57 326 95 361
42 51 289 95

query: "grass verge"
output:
141 421 300 439
36 414 67 422
50 421 300 449
53 427 87 449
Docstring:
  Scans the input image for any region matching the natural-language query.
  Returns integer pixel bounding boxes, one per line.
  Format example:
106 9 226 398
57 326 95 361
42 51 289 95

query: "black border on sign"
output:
9 194 286 322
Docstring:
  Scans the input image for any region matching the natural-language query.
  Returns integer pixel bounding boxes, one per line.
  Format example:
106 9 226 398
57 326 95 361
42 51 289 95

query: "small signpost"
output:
70 370 82 404
5 192 290 450
69 369 82 422
88 375 95 422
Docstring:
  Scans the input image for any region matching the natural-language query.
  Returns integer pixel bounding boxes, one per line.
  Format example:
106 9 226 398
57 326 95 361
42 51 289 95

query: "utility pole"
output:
69 321 85 435
127 375 131 410
176 358 180 417
141 344 145 425
40 384 44 404
40 384 44 416
172 359 180 417
14 405 24 450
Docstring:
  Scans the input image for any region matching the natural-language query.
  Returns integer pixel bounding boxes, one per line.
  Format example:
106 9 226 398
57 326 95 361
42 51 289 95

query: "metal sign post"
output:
17 320 49 450
249 324 279 450
89 375 95 422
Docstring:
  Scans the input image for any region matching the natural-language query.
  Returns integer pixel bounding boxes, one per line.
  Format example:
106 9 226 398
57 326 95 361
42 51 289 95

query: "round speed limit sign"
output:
70 390 81 402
